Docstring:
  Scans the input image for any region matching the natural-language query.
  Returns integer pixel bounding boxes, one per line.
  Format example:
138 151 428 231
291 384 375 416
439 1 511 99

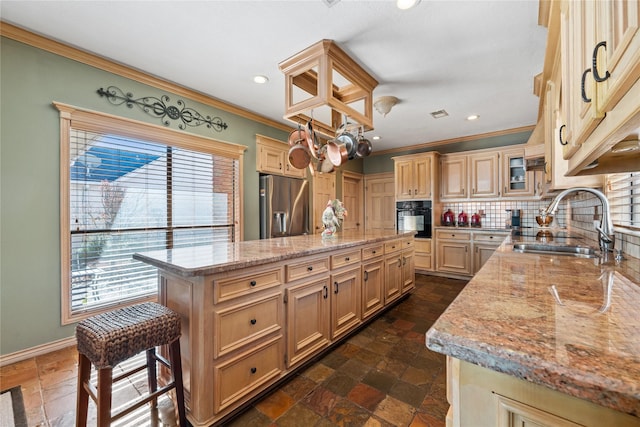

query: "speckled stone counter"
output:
134 230 414 277
426 231 640 418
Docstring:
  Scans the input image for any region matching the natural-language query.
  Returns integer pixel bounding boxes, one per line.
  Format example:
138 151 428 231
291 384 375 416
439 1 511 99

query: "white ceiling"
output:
1 0 548 152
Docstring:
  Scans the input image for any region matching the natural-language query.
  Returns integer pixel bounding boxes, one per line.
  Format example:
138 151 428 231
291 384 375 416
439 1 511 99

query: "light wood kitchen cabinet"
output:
469 151 499 198
472 232 504 275
330 264 362 340
256 134 306 178
393 153 435 200
383 238 414 304
501 148 534 197
285 276 331 368
414 238 433 272
440 154 468 199
436 230 471 276
312 173 336 234
401 247 415 294
361 255 384 320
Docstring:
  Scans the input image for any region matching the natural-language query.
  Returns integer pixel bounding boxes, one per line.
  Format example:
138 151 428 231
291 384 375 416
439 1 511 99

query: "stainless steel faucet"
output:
542 187 615 252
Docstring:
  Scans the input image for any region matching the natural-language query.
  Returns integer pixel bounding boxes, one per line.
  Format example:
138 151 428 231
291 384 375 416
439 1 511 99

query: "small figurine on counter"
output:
458 211 468 227
470 212 481 227
321 199 347 238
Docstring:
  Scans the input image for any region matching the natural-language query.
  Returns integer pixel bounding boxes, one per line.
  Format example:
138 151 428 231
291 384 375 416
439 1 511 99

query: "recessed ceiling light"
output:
372 136 382 141
466 114 480 121
397 0 420 10
253 75 269 84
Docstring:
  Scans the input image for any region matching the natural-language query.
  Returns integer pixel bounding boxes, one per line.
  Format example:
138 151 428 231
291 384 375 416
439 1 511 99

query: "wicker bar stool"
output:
75 302 187 426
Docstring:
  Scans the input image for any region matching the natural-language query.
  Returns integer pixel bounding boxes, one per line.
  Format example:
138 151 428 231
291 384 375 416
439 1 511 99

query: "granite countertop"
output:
426 231 640 417
133 230 413 277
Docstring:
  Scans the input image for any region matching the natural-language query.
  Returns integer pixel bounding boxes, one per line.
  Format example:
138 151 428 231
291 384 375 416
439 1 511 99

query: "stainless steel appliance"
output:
259 175 309 239
396 201 432 238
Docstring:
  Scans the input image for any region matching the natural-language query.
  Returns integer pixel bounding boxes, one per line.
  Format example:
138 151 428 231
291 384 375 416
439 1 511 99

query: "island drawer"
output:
362 244 384 260
436 230 471 241
331 249 362 270
213 292 283 358
285 256 330 283
213 335 283 413
402 238 414 250
384 239 403 254
214 266 283 303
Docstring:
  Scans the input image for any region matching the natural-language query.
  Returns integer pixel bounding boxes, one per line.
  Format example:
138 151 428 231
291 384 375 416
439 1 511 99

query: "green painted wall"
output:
0 37 289 355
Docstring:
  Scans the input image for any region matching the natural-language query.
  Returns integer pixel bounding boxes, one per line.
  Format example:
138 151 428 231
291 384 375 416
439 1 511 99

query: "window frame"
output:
56 102 246 324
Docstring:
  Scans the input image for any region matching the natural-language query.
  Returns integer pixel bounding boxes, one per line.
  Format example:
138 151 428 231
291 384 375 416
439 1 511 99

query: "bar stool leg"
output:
146 348 159 425
75 353 91 427
169 340 187 426
96 367 113 427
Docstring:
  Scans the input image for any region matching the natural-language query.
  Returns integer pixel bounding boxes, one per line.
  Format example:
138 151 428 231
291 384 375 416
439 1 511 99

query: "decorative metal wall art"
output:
97 86 228 132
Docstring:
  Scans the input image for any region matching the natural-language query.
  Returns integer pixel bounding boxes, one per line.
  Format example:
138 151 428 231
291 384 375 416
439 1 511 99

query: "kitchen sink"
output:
512 243 600 258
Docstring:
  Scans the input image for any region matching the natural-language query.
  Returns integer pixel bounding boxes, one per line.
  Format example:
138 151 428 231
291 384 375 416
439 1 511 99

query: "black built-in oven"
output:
396 200 432 238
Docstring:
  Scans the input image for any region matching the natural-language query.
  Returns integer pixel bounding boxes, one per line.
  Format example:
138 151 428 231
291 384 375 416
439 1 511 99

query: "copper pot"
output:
355 135 372 158
288 126 308 147
326 140 348 167
288 143 311 169
336 132 358 160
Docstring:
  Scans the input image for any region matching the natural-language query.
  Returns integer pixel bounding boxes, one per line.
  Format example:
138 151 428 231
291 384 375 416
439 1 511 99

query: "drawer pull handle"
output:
323 285 328 299
250 280 257 287
250 319 257 325
559 124 568 146
372 250 376 254
581 68 592 103
307 266 313 271
345 257 350 261
334 281 339 294
250 367 257 374
364 271 369 281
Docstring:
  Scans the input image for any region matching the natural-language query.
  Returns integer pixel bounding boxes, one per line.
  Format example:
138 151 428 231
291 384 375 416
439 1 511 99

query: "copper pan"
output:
325 139 348 167
288 125 308 147
288 143 311 169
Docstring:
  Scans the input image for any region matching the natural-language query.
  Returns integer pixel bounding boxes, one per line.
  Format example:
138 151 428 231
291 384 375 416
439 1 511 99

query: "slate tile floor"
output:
0 274 466 426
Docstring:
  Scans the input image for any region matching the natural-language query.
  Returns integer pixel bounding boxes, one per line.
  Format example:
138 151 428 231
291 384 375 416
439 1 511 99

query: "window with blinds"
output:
606 172 640 230
56 102 245 323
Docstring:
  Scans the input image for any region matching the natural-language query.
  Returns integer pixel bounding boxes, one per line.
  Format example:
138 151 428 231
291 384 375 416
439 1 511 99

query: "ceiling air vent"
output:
430 109 449 119
322 0 340 7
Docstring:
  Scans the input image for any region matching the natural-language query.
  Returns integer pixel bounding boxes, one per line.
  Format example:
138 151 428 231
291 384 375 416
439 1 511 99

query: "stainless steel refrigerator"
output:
259 175 310 239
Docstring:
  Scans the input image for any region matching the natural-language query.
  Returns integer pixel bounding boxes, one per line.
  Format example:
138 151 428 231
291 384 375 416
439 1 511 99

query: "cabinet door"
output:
285 277 330 368
401 249 415 294
395 159 414 199
561 0 603 157
414 239 432 271
502 148 534 197
259 144 285 174
384 253 403 304
283 160 307 178
362 258 384 320
312 173 336 234
436 241 471 275
413 156 432 199
596 0 640 113
473 244 499 275
330 266 362 340
441 155 467 199
470 152 499 198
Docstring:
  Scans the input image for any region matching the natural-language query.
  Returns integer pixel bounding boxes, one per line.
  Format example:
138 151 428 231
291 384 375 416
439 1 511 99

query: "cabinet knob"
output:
250 280 257 287
250 367 257 374
307 266 313 271
250 318 257 325
345 257 350 261
592 41 610 82
372 250 377 254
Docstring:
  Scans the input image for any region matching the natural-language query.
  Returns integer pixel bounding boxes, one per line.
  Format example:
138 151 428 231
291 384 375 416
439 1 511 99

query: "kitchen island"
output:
134 231 415 426
426 232 640 426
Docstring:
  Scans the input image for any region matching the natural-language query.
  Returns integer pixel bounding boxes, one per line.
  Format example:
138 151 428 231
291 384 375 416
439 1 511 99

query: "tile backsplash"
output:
441 193 639 259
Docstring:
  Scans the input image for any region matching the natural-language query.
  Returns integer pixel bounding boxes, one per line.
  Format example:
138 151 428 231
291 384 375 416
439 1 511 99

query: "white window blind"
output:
606 172 640 230
69 129 239 316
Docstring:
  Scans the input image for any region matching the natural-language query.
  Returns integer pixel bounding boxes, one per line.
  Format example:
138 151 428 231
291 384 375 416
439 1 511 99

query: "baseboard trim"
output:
0 336 76 367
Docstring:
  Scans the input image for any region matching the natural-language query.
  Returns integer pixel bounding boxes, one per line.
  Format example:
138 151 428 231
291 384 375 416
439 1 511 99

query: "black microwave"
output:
396 201 432 238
